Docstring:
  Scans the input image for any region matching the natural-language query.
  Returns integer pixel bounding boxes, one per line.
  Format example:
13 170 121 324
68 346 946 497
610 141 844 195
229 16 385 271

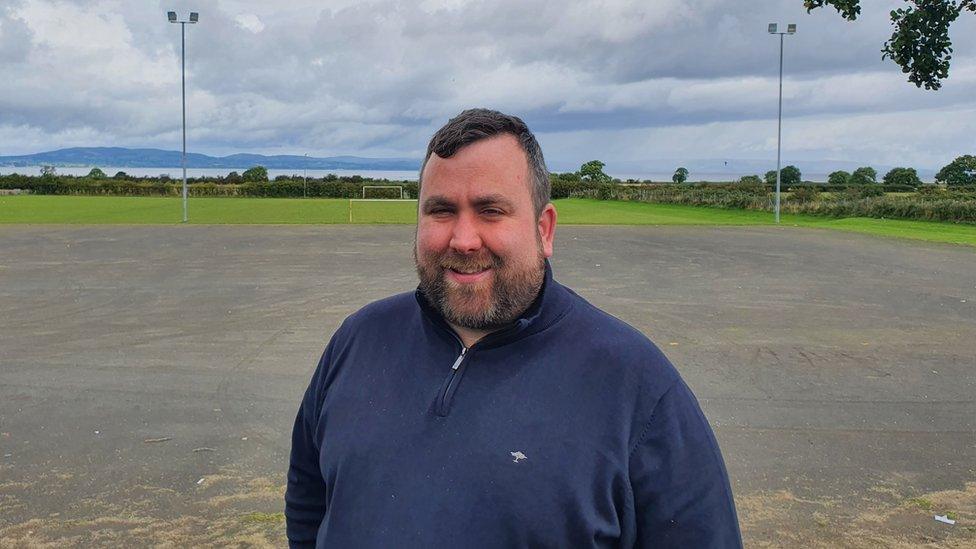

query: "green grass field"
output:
2 195 975 247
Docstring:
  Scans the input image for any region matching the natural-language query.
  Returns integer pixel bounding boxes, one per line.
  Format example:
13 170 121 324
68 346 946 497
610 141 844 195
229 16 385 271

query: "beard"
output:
415 240 545 332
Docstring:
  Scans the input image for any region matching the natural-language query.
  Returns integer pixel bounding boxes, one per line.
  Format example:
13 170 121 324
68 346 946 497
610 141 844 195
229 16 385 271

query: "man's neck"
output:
448 323 491 349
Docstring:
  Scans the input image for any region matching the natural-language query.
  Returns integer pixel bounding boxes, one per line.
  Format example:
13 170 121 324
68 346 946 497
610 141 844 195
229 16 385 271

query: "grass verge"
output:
2 195 975 247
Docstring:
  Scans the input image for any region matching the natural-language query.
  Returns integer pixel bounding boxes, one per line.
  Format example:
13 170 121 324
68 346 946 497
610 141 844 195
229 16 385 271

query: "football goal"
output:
348 185 417 223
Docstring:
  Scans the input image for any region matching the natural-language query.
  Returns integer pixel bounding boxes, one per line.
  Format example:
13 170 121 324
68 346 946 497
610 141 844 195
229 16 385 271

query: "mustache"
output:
434 251 503 272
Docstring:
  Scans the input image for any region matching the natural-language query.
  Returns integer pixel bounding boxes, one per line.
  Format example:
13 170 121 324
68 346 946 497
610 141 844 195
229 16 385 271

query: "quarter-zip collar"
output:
415 259 574 351
418 260 574 417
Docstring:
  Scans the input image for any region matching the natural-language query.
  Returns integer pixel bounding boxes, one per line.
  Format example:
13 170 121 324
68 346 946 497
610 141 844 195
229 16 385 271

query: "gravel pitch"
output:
1 224 974 547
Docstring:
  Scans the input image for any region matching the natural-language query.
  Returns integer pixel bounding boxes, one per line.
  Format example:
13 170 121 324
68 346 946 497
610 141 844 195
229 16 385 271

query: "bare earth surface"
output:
1 224 974 547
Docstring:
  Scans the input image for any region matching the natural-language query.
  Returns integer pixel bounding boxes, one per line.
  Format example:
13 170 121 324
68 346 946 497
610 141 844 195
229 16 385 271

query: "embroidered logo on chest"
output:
510 451 527 463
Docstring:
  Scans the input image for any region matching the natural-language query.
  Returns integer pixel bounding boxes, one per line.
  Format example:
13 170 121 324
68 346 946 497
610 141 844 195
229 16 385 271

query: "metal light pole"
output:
303 153 308 198
768 23 795 224
168 11 199 223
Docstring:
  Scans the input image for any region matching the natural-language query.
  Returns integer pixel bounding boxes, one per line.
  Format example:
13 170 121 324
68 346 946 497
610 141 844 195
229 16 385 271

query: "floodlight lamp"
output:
189 12 199 23
768 23 777 34
787 23 796 34
167 11 177 22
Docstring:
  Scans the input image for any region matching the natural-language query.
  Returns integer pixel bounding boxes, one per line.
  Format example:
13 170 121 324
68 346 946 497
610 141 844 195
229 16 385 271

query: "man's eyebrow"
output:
421 194 516 212
421 196 455 212
471 194 515 210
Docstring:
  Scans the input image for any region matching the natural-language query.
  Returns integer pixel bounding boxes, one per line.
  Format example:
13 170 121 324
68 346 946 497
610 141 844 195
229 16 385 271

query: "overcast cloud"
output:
1 0 974 173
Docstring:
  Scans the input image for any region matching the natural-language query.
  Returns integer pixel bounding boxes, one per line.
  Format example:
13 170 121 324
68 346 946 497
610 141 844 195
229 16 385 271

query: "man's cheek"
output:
417 227 449 254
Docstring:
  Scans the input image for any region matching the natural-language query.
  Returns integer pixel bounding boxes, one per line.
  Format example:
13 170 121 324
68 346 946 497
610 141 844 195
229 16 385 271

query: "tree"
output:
672 167 689 184
764 165 801 186
935 154 976 186
225 171 243 184
242 166 269 182
578 160 611 183
552 172 581 182
114 171 129 179
827 170 850 185
40 165 57 178
882 167 922 187
738 174 763 185
87 167 106 179
849 166 877 185
803 0 975 90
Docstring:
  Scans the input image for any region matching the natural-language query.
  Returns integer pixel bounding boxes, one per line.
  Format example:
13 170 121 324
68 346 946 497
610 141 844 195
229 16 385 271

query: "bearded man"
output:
285 109 742 548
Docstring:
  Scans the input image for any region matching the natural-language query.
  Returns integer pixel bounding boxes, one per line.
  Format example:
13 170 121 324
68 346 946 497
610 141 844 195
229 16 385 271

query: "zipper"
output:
432 319 531 417
434 344 467 417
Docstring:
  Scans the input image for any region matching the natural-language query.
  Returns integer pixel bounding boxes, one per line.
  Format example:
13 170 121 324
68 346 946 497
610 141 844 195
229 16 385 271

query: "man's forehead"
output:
421 136 530 198
423 136 527 175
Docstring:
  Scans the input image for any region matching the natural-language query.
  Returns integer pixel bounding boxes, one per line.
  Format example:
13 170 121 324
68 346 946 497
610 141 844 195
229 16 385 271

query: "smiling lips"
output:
446 266 491 284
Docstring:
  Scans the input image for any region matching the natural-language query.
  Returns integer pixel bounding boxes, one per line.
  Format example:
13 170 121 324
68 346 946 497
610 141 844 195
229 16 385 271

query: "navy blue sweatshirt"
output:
286 264 741 548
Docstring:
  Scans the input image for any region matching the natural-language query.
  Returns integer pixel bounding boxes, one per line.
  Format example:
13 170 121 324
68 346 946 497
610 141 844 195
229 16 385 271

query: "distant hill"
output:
0 147 420 170
0 147 938 181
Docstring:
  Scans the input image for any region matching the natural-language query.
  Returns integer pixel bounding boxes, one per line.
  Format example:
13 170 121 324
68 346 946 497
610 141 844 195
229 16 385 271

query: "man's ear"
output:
537 203 557 258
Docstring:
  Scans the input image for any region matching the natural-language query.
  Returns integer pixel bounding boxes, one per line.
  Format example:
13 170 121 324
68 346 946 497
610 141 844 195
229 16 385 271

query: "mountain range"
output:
0 147 420 171
0 147 937 180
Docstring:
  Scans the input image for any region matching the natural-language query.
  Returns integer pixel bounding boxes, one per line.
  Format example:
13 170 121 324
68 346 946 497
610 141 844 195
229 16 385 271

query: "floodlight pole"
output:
304 153 308 198
769 23 795 224
775 32 783 223
181 22 187 222
168 11 198 223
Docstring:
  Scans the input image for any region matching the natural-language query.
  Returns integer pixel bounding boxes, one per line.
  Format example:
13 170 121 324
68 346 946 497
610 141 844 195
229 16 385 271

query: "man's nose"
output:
449 213 482 254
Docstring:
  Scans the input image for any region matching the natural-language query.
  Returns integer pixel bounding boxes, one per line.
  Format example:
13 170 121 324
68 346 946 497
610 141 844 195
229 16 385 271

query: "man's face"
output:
415 135 556 331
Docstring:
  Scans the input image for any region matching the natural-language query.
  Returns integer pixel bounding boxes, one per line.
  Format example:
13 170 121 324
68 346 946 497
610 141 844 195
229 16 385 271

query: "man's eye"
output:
481 208 503 216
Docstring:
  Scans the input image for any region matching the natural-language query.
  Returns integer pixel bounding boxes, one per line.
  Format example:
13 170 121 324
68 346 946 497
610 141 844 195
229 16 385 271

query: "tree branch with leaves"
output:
804 0 975 90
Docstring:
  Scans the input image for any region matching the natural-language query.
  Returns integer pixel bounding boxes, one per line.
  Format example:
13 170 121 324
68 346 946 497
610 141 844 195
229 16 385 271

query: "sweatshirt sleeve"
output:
628 379 742 548
285 347 333 548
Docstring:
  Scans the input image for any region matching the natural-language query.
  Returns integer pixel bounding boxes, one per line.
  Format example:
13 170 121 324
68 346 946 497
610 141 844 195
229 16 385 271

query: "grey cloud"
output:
1 0 974 169
0 4 32 63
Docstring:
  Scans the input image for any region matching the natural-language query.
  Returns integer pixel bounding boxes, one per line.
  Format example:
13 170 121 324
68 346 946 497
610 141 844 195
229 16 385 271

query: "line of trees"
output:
23 155 976 189
556 156 973 187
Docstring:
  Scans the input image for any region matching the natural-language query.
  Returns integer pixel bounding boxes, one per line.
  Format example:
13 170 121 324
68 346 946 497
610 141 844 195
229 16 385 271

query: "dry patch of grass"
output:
738 481 976 548
0 467 286 548
241 512 285 525
1 515 281 548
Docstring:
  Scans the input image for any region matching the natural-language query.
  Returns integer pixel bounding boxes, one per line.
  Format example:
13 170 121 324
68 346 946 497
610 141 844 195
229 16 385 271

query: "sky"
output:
1 0 974 174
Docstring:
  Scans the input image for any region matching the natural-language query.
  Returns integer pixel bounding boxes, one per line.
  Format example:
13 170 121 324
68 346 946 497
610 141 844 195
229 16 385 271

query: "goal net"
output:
348 185 417 223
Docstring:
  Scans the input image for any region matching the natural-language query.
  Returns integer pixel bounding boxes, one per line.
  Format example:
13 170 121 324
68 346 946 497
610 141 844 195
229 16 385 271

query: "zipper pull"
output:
451 347 467 370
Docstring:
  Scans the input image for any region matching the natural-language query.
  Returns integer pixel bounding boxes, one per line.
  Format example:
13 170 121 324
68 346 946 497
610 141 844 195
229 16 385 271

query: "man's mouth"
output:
445 266 491 283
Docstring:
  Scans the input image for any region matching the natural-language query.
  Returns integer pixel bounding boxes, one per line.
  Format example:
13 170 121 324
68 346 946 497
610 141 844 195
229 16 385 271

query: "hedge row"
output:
585 183 976 224
6 174 963 198
2 175 599 199
0 176 418 199
782 197 976 223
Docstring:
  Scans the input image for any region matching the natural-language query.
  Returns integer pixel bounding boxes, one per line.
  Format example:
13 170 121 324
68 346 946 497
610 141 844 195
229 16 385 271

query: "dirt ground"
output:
1 224 974 547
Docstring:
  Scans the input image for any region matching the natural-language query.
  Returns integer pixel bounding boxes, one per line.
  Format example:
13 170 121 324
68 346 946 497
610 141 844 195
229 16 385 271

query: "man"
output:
286 108 741 548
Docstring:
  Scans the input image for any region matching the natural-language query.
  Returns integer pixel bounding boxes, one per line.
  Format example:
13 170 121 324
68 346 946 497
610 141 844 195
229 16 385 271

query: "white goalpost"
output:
348 185 417 223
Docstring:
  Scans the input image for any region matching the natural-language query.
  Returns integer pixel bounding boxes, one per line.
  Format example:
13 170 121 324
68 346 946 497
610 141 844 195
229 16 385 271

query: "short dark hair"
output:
419 108 550 216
